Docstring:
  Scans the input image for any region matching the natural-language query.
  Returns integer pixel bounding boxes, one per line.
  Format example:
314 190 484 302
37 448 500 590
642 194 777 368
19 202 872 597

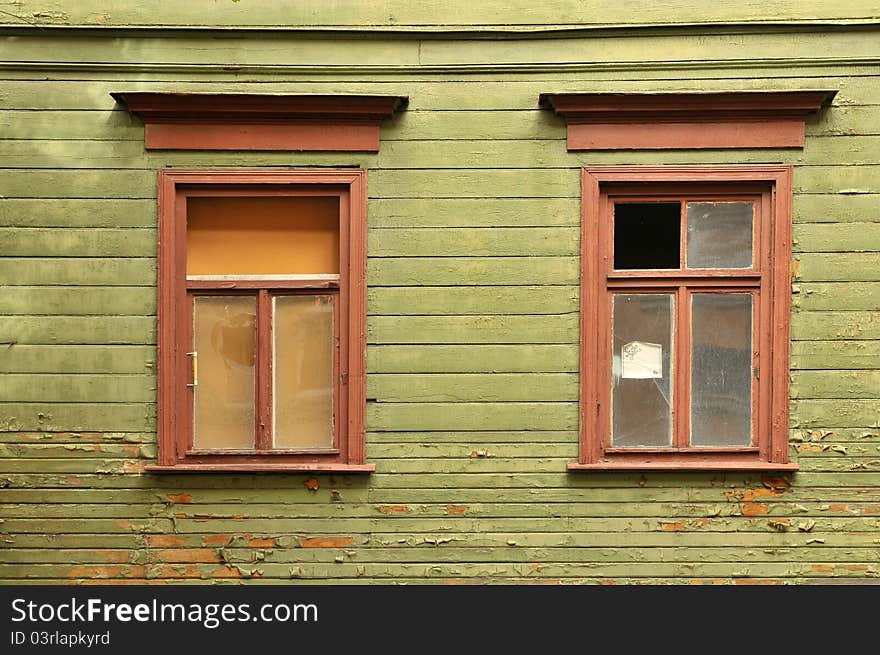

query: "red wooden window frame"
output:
571 165 797 472
147 169 373 473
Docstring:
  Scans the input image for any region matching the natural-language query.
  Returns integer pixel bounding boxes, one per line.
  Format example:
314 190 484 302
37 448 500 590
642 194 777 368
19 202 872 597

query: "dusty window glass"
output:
686 201 753 269
273 295 335 450
690 293 753 446
611 293 674 447
192 296 256 449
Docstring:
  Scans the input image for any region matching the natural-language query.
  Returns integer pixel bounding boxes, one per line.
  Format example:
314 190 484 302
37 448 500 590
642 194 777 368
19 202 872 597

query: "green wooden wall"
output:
1 1 879 584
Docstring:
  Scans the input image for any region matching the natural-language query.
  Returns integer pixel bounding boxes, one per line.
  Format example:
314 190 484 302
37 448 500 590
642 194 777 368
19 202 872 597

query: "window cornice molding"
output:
539 91 836 150
111 92 407 151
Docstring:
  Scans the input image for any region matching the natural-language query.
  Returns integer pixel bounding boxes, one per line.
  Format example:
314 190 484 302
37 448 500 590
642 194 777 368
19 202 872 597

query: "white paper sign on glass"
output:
621 341 663 379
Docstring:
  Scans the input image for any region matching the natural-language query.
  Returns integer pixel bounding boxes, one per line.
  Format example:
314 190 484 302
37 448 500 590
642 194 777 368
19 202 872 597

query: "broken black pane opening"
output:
613 202 681 269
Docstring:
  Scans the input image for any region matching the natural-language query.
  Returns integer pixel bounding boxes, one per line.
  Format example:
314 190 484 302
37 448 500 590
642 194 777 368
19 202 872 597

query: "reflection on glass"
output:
273 295 335 450
193 296 256 449
686 201 753 269
611 294 674 447
691 293 752 447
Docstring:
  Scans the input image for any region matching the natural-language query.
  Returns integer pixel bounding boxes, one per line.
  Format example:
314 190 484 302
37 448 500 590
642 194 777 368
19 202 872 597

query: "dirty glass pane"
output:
611 294 674 447
686 201 753 269
690 293 752 447
192 296 256 449
613 202 681 269
273 295 335 450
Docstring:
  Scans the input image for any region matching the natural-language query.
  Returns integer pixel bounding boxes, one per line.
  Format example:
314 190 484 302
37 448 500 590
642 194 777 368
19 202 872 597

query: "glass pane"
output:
611 294 674 447
187 196 339 276
614 202 680 269
686 201 753 269
192 296 256 449
690 293 753 447
273 295 335 450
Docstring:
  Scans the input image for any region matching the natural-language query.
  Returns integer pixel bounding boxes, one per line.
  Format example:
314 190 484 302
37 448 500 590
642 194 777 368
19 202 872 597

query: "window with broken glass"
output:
573 167 797 471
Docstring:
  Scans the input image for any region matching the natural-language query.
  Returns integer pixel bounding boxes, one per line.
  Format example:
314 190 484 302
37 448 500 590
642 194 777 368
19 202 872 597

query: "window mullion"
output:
255 289 273 450
674 285 691 449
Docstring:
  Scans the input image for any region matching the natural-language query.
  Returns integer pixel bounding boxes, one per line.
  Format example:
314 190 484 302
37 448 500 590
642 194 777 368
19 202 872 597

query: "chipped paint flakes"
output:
144 535 188 548
379 505 408 514
768 518 791 532
300 536 355 548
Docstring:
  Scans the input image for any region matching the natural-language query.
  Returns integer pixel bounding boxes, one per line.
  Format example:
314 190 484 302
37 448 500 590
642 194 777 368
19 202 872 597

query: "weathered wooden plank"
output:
0 110 143 139
3 560 877 580
0 535 144 549
423 29 880 64
5 498 880 521
0 287 155 315
0 316 156 345
368 286 578 315
367 401 578 431
4 545 880 567
369 169 579 198
0 35 422 66
3 1 878 28
7 482 880 505
793 194 880 223
8 513 877 537
793 224 880 252
791 399 880 428
790 340 880 370
794 166 880 194
0 375 155 403
794 254 880 281
791 371 880 399
367 344 578 372
0 139 369 170
367 257 579 286
0 228 155 257
369 199 580 227
0 403 155 432
367 373 578 402
369 227 578 257
0 258 155 286
0 198 154 227
367 315 579 344
790 311 880 340
0 170 155 198
0 345 157 375
0 431 153 444
793 282 880 310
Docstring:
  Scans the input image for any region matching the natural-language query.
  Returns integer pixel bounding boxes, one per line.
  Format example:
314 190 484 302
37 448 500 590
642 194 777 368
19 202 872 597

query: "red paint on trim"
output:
540 91 835 150
112 93 407 152
149 169 370 473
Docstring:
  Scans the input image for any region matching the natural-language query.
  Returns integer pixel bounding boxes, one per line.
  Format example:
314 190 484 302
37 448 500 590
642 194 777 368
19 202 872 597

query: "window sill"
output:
145 463 375 473
568 460 799 472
